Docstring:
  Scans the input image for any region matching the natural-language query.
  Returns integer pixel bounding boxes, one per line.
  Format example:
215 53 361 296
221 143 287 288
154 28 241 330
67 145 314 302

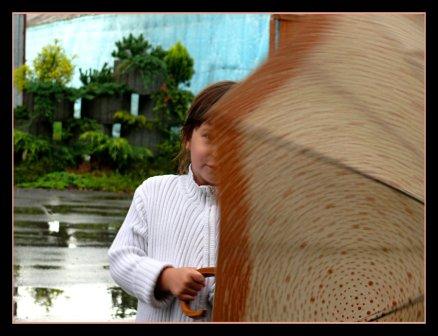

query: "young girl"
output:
108 81 237 322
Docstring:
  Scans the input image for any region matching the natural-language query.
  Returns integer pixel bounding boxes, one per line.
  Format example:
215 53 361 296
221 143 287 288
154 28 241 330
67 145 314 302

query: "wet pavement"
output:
13 188 137 322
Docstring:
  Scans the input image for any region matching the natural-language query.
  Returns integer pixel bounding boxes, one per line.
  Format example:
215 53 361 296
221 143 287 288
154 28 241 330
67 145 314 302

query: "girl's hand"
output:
157 267 205 302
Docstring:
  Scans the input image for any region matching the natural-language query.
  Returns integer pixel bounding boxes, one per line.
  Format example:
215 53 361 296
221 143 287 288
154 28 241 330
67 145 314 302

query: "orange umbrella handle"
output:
180 267 216 319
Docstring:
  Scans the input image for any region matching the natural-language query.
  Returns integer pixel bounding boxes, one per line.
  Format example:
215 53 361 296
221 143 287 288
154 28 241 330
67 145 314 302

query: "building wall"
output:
25 13 270 94
13 14 25 107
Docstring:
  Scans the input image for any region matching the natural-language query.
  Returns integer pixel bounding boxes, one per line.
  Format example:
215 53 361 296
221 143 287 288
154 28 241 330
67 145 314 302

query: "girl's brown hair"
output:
176 80 237 174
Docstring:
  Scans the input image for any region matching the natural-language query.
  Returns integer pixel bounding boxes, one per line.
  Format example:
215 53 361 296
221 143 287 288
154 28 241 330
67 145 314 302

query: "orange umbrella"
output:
207 14 424 322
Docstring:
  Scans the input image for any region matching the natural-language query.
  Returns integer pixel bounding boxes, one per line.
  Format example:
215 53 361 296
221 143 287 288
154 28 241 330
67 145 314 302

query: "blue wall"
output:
26 14 270 94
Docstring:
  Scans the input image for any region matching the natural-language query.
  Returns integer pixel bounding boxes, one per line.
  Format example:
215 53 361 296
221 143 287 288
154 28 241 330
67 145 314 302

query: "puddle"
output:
40 204 129 216
31 265 62 270
14 188 136 322
14 285 137 322
14 220 121 247
14 207 46 215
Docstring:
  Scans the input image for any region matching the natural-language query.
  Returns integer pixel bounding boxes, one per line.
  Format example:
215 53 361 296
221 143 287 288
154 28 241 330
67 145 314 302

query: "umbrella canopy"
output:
208 14 424 322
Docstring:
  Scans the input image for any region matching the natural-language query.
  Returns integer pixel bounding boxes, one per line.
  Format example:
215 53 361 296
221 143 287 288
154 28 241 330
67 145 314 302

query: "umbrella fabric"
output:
207 14 424 322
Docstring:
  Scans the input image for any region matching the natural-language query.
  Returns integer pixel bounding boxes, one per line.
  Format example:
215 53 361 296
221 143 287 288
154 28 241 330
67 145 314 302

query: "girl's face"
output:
185 122 217 186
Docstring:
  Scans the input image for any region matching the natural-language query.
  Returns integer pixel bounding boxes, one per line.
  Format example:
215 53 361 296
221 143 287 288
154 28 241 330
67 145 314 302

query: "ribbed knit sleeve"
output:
208 281 215 306
108 183 175 309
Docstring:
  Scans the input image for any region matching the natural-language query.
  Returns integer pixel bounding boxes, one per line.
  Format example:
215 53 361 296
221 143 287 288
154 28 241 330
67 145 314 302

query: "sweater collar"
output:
184 164 217 201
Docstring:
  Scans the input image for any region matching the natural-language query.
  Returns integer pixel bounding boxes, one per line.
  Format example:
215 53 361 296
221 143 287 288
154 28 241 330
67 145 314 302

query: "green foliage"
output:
53 121 62 141
61 117 103 143
13 64 32 91
13 41 76 125
151 84 194 132
164 42 195 86
17 171 145 193
78 130 153 172
112 34 168 91
106 137 134 163
113 110 153 132
78 130 108 152
32 39 75 85
14 130 51 162
15 35 197 190
79 82 128 100
117 55 167 90
14 158 55 184
78 63 128 100
111 34 153 59
79 62 114 86
151 126 182 174
14 129 80 183
14 105 29 120
150 46 168 60
31 288 64 312
24 81 77 123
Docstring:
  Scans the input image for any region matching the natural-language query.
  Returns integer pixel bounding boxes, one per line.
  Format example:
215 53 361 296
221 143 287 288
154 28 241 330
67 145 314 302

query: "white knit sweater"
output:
108 164 219 322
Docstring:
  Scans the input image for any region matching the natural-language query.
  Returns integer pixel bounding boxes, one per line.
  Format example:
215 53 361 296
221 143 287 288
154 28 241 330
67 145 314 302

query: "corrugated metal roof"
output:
26 13 93 27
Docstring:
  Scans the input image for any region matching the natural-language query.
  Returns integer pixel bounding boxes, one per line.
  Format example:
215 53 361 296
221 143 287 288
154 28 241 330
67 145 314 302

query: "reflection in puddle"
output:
31 265 62 270
14 220 121 248
109 287 137 319
14 188 135 322
32 288 64 312
48 220 60 233
14 285 137 321
14 207 46 215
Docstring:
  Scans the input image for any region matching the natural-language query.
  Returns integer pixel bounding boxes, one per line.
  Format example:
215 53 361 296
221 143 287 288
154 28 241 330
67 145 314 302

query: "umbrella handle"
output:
180 267 216 319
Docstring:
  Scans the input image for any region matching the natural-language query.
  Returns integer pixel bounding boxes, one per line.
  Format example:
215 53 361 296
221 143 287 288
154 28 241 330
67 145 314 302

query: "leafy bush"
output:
78 62 128 100
14 39 75 91
111 34 154 59
17 171 145 192
14 36 197 190
151 84 194 132
13 40 77 127
23 81 77 122
151 126 182 174
78 130 153 172
13 64 32 91
113 110 153 133
14 105 29 120
61 117 103 144
14 129 80 183
112 34 168 90
32 39 75 85
14 130 51 162
79 62 114 86
164 42 194 86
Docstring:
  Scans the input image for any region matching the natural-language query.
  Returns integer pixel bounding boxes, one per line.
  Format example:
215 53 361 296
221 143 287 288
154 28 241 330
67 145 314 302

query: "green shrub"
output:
62 117 103 144
14 36 197 190
112 34 168 91
14 105 29 120
111 34 153 59
14 129 51 162
32 39 75 85
23 81 78 123
14 129 79 182
78 62 128 100
113 110 153 133
17 171 145 193
14 39 75 91
164 42 194 86
78 130 153 172
79 62 114 86
13 64 32 91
